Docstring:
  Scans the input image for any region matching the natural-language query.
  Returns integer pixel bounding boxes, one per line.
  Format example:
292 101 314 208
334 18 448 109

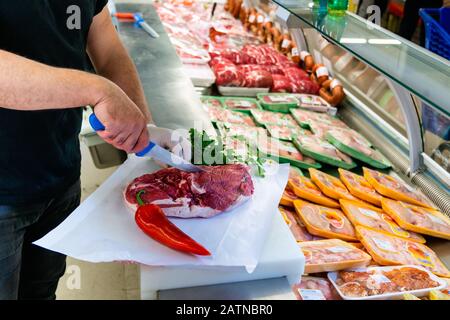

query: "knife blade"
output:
89 113 202 173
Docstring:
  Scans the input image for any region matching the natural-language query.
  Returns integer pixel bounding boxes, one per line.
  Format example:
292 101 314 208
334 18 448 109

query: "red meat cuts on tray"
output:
124 164 254 218
210 44 320 93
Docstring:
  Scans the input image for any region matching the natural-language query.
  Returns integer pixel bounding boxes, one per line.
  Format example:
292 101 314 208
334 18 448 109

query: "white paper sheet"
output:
34 156 289 273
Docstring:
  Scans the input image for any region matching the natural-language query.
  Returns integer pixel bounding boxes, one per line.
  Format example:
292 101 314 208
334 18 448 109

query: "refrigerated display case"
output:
82 0 449 300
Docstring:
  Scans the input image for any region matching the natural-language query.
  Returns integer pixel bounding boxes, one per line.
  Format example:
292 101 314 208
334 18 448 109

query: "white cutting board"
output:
140 212 305 300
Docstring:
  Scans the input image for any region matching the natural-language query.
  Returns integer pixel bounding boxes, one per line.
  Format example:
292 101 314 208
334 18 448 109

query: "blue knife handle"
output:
88 113 155 157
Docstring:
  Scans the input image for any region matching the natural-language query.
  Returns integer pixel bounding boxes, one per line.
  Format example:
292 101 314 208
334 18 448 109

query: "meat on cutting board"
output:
124 164 254 218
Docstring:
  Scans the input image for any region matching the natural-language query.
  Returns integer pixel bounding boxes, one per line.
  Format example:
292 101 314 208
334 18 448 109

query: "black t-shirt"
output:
0 0 108 205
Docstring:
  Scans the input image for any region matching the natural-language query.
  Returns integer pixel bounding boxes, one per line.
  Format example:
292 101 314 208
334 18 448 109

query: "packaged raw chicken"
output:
222 97 261 113
288 175 340 208
205 105 256 126
294 136 356 169
338 169 383 206
292 276 341 300
299 239 372 274
250 109 298 127
294 94 336 115
356 226 450 277
201 96 223 108
309 168 364 203
327 129 391 169
279 206 320 242
219 123 268 143
265 124 310 142
294 200 358 241
340 199 426 243
381 198 450 240
259 138 321 169
280 186 300 207
363 168 435 209
257 93 299 113
329 265 446 300
290 108 330 129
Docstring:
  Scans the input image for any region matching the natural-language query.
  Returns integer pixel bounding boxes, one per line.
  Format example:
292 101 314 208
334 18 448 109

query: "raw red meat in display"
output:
241 69 273 88
271 75 292 92
125 165 254 218
213 63 243 86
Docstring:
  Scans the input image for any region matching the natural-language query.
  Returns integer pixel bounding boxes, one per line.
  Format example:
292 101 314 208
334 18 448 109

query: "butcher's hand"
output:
148 125 192 163
93 81 149 153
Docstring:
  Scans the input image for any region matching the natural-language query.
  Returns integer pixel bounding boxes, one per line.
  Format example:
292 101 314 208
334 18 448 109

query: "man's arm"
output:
0 49 149 153
86 7 153 123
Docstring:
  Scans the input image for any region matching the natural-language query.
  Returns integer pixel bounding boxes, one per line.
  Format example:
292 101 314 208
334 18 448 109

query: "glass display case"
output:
269 0 449 213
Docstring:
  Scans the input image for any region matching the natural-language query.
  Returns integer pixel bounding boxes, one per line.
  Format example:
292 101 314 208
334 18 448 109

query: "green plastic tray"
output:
257 93 299 114
293 137 357 170
326 132 391 169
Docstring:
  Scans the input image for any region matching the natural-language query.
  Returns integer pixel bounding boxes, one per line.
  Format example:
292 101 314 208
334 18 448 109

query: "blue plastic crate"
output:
419 8 450 60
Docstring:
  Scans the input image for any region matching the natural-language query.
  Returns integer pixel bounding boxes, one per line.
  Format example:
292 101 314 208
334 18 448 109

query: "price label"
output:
291 47 299 56
359 208 381 220
373 237 397 252
298 289 326 300
257 15 264 23
281 39 291 49
327 246 352 254
248 14 256 23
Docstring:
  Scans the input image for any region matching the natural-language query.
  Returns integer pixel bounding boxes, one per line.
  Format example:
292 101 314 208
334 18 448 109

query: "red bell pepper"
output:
135 191 211 256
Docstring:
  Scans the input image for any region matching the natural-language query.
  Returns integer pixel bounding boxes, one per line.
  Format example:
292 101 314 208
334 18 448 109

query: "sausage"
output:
239 6 248 24
251 12 264 34
271 27 282 51
300 51 315 73
291 45 300 64
279 33 293 55
319 79 346 107
262 21 273 44
310 64 330 85
231 0 242 18
245 8 257 31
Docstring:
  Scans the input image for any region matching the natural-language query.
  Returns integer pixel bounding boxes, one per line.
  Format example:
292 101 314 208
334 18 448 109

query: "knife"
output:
114 12 159 38
89 114 202 173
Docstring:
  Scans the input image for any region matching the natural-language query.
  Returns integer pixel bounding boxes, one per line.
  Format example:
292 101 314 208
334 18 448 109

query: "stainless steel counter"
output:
115 1 214 133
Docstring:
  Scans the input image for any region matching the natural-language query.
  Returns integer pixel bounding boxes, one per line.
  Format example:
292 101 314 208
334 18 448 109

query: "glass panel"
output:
273 0 450 117
302 28 407 135
421 103 450 173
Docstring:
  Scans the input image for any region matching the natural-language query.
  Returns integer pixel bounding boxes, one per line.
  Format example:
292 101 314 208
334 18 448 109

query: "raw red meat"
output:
283 67 309 82
124 164 254 218
241 69 273 88
212 63 243 87
271 74 293 93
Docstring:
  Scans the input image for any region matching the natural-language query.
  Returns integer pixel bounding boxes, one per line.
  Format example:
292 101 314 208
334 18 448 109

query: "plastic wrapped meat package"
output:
293 200 358 241
219 123 268 143
329 265 446 300
381 198 450 240
340 199 425 243
265 124 311 142
294 94 336 114
363 168 436 209
259 138 320 170
290 108 347 130
257 93 299 113
201 96 223 108
280 186 300 207
250 109 298 127
292 276 341 300
205 105 255 126
338 169 383 206
327 129 391 169
222 97 261 112
294 135 356 169
308 168 364 204
356 226 450 277
298 239 372 274
288 175 340 208
279 206 321 242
